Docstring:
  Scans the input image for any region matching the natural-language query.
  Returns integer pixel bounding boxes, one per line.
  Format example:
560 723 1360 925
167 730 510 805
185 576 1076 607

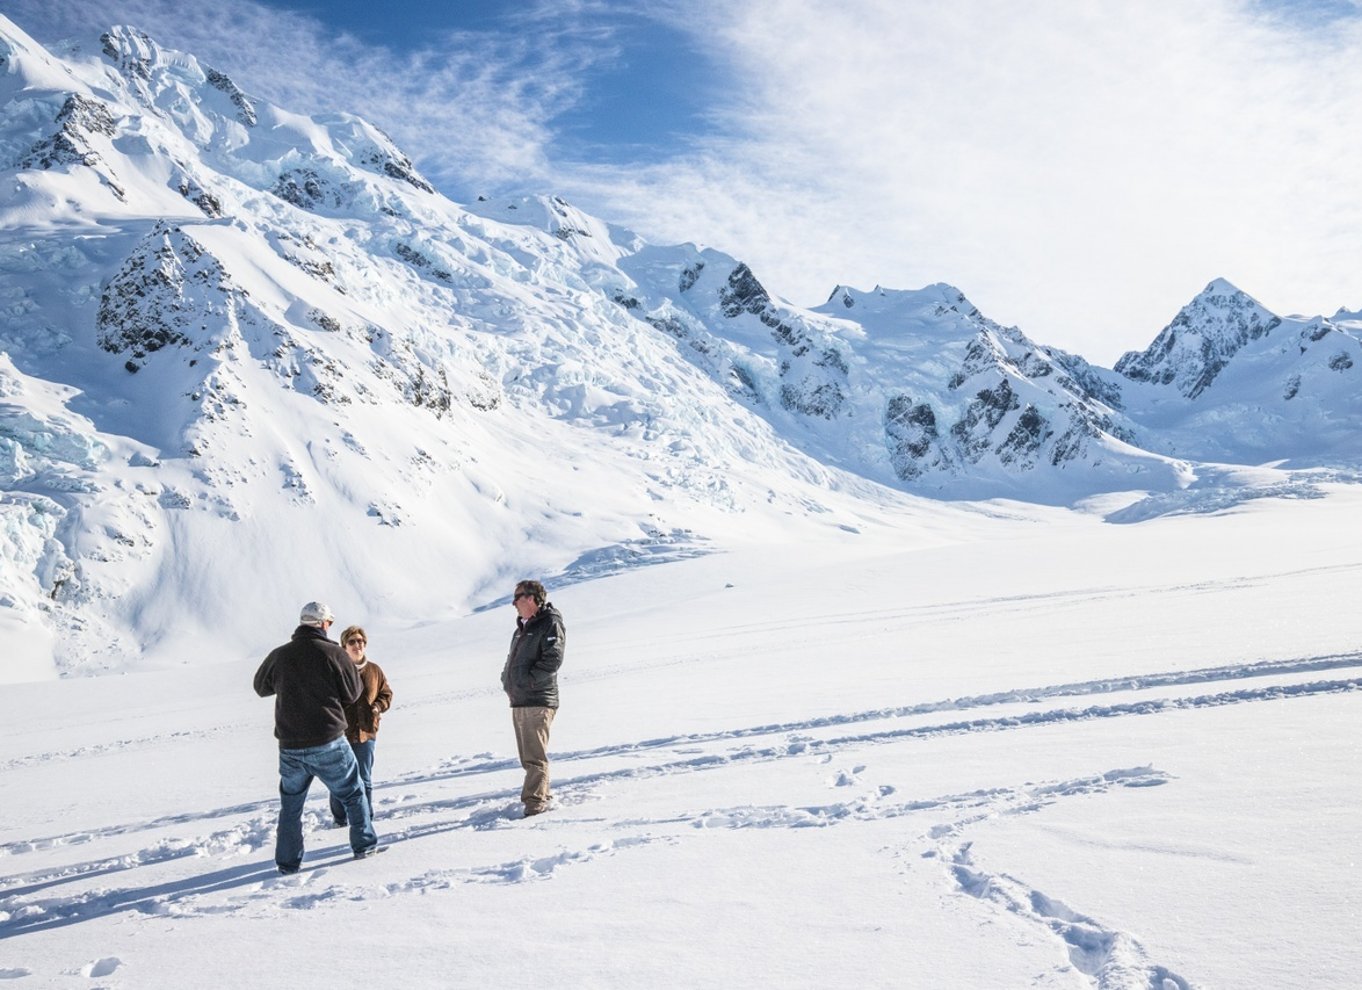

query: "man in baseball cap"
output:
253 601 379 872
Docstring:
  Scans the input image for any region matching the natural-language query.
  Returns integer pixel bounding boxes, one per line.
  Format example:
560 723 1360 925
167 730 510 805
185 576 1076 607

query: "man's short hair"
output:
514 580 546 606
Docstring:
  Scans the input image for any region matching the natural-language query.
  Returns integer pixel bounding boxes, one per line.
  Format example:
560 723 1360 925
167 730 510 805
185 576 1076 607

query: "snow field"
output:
4 490 1362 987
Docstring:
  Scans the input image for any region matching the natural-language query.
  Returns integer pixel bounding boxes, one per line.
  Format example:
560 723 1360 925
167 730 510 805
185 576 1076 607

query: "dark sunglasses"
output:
513 592 533 602
346 638 366 646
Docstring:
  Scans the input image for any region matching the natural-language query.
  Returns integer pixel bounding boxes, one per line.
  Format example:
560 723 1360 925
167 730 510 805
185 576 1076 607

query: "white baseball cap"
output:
299 601 334 625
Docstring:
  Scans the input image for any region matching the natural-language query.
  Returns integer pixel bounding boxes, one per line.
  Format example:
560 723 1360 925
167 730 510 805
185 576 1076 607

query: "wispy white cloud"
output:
7 0 1362 362
553 0 1362 361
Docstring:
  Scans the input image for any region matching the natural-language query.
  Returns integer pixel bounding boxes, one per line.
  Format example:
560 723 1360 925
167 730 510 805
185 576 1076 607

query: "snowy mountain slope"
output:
804 283 1183 496
1 14 1361 680
470 210 1192 500
1115 277 1282 399
1114 279 1362 463
0 16 919 678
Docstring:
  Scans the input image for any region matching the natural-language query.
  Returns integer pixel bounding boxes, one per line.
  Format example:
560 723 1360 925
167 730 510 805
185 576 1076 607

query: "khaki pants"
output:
511 706 556 811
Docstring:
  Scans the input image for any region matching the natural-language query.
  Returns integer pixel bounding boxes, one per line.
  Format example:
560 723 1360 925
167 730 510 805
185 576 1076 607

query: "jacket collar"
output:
517 602 555 630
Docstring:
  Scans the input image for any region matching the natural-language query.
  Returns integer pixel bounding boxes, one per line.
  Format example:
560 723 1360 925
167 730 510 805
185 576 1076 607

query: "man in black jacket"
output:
254 601 378 873
500 580 564 817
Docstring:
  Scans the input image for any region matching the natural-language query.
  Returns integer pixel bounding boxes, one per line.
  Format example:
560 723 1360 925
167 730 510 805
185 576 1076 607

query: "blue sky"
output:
6 0 1362 363
251 0 717 162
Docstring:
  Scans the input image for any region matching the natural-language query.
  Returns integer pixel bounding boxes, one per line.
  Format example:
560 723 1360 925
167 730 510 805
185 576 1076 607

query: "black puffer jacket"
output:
501 603 565 709
254 625 362 749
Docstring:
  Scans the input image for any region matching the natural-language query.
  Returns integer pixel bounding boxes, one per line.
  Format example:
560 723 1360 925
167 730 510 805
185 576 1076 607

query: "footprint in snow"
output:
81 958 121 978
829 765 867 787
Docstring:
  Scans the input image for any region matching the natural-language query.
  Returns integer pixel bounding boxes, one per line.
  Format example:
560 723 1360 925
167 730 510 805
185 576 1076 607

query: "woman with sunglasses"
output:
330 625 393 828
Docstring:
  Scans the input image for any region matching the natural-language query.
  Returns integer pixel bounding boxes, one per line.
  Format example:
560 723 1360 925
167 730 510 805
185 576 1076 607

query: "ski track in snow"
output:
7 566 1356 773
19 645 1354 775
6 650 1357 858
2 654 1354 987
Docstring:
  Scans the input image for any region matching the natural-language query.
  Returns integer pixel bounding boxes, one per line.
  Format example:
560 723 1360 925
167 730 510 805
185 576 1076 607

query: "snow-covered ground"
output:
3 486 1359 989
2 14 1360 987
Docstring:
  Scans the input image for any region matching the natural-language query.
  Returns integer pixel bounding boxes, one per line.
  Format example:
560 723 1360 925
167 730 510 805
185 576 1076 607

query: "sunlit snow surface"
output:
1 14 1360 987
4 489 1360 988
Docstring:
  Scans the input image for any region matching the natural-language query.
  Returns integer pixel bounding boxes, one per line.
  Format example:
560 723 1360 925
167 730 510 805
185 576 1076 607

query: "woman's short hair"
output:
340 625 367 648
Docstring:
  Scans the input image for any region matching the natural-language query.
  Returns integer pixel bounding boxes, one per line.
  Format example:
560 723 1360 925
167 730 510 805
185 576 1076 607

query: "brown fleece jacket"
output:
342 660 393 743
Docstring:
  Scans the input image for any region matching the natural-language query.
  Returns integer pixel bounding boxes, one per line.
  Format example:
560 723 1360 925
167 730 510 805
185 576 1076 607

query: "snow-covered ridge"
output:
0 12 1360 677
1113 279 1362 462
1115 278 1282 398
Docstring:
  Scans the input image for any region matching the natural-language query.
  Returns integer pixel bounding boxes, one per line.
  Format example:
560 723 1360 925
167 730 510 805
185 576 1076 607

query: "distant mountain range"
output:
1 14 1359 676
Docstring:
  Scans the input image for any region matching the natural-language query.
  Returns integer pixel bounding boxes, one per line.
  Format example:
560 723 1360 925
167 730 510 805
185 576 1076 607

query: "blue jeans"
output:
276 736 377 871
329 739 376 825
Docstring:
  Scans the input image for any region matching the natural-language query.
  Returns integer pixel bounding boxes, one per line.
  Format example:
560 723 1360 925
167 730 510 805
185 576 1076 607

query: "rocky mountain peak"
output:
1114 278 1282 398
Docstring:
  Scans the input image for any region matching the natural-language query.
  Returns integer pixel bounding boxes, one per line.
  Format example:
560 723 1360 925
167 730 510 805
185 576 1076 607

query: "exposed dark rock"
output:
57 93 117 137
1049 421 1096 466
827 287 856 309
175 171 223 217
719 263 772 319
309 310 342 333
1329 352 1354 371
402 364 451 414
819 348 849 376
20 130 99 170
730 364 762 402
884 395 940 480
19 94 118 172
950 378 1020 460
948 339 997 390
714 264 850 418
679 262 704 294
394 242 452 283
775 333 848 419
645 315 689 340
362 328 454 416
361 149 435 194
996 404 1053 467
272 168 331 209
1013 351 1054 378
1044 348 1123 408
204 66 258 127
284 254 337 283
96 226 238 361
780 380 845 419
100 29 153 81
545 196 590 238
467 372 502 411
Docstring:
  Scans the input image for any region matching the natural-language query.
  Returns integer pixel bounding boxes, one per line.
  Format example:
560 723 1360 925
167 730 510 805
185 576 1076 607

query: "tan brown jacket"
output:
343 660 392 743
